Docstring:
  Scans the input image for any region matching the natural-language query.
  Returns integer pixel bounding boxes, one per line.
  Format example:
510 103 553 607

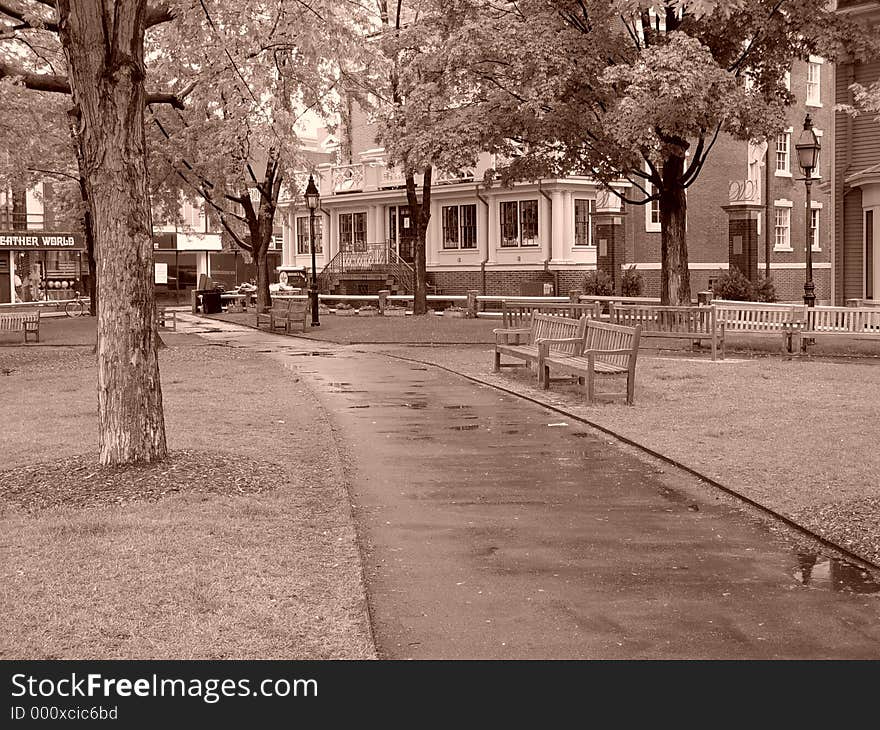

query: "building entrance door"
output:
388 205 415 264
0 252 10 304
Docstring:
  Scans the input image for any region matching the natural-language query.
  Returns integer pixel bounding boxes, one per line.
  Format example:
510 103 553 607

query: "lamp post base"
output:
309 288 320 326
803 282 816 308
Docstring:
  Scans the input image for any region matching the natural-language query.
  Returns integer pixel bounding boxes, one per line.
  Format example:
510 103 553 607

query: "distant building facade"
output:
280 58 836 302
834 0 880 304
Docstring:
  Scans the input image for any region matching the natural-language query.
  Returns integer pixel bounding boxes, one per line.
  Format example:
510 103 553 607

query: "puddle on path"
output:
449 424 480 431
794 554 880 594
402 402 428 409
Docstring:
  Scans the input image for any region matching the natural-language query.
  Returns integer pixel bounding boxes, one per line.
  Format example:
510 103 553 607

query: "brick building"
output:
279 56 836 303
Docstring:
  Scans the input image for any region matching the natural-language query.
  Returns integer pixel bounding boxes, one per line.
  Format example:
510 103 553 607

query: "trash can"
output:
200 289 223 314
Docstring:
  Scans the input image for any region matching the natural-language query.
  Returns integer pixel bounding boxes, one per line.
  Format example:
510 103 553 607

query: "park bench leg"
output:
493 351 501 372
586 355 596 404
626 374 635 406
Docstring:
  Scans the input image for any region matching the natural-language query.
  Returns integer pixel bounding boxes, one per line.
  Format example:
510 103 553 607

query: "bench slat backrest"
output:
503 301 600 328
271 297 293 314
609 304 714 334
807 306 880 333
0 312 39 330
584 320 639 368
713 299 807 331
530 313 586 354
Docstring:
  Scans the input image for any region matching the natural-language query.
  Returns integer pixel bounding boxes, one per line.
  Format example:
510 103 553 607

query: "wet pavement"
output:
173 315 880 659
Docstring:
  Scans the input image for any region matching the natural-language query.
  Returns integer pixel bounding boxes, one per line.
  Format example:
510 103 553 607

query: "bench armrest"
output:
583 348 637 357
537 338 584 357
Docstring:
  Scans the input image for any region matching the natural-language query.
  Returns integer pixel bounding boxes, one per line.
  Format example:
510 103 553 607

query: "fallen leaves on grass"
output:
792 498 880 566
0 450 284 514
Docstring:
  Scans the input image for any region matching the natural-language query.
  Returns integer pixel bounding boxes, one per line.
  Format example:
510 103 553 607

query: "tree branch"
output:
0 1 59 32
1 61 186 107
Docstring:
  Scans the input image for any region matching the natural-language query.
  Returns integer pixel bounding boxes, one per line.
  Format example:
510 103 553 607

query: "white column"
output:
427 199 441 266
327 210 337 258
562 191 573 258
375 205 385 245
550 190 563 263
282 207 293 266
487 196 498 264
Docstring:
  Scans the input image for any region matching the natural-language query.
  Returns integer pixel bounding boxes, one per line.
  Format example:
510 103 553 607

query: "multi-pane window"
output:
810 208 820 250
339 212 366 251
442 204 477 250
775 132 790 174
774 207 791 249
806 62 821 106
574 199 595 246
645 180 661 231
500 200 539 247
296 215 323 254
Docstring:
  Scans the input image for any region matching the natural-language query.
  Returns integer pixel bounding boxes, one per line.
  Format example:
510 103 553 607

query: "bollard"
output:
191 289 199 314
466 290 479 318
568 289 583 304
378 289 390 315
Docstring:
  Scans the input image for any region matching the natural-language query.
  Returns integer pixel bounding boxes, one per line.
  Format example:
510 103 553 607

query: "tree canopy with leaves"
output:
407 0 880 303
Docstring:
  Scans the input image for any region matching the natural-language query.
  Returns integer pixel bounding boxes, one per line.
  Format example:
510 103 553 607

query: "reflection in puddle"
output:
444 405 472 410
449 424 480 431
795 554 880 594
402 402 428 409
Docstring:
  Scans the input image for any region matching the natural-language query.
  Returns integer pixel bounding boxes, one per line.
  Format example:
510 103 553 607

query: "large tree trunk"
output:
250 221 272 313
405 166 431 315
67 107 98 316
58 0 167 465
659 154 692 306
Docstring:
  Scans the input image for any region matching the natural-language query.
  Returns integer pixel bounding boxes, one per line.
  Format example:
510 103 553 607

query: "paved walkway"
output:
174 314 880 659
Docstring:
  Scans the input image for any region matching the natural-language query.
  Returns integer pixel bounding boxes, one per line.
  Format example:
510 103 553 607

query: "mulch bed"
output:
0 450 286 514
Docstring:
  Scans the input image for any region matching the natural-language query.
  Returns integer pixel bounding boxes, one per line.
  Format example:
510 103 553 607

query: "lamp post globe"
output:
795 114 821 308
305 174 321 326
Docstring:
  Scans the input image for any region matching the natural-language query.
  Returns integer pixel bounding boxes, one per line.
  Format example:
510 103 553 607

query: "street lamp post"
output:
795 114 821 308
305 174 321 327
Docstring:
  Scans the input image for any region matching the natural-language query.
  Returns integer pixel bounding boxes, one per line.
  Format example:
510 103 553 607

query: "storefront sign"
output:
154 262 168 284
0 231 85 250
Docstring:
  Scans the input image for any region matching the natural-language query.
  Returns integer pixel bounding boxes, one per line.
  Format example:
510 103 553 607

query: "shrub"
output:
712 267 755 301
583 269 614 296
711 267 778 302
754 275 777 302
621 265 643 297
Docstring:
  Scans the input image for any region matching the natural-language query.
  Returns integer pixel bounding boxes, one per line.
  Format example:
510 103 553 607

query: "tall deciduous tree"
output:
359 0 486 314
413 0 879 304
146 1 359 313
1 1 186 465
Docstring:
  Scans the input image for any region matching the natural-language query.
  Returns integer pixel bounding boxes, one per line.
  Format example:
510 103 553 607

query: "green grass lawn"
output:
0 326 374 660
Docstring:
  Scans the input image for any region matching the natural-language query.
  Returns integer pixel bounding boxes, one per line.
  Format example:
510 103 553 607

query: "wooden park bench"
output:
806 306 880 340
493 313 587 373
609 303 720 360
257 297 309 334
0 310 40 343
712 299 807 357
539 320 641 405
501 300 602 328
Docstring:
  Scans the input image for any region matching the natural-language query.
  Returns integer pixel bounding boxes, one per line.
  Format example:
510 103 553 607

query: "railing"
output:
386 244 415 294
331 164 365 193
317 241 418 294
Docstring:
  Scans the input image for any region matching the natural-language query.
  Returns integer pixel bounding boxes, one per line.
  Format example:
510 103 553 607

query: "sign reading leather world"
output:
0 231 85 250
